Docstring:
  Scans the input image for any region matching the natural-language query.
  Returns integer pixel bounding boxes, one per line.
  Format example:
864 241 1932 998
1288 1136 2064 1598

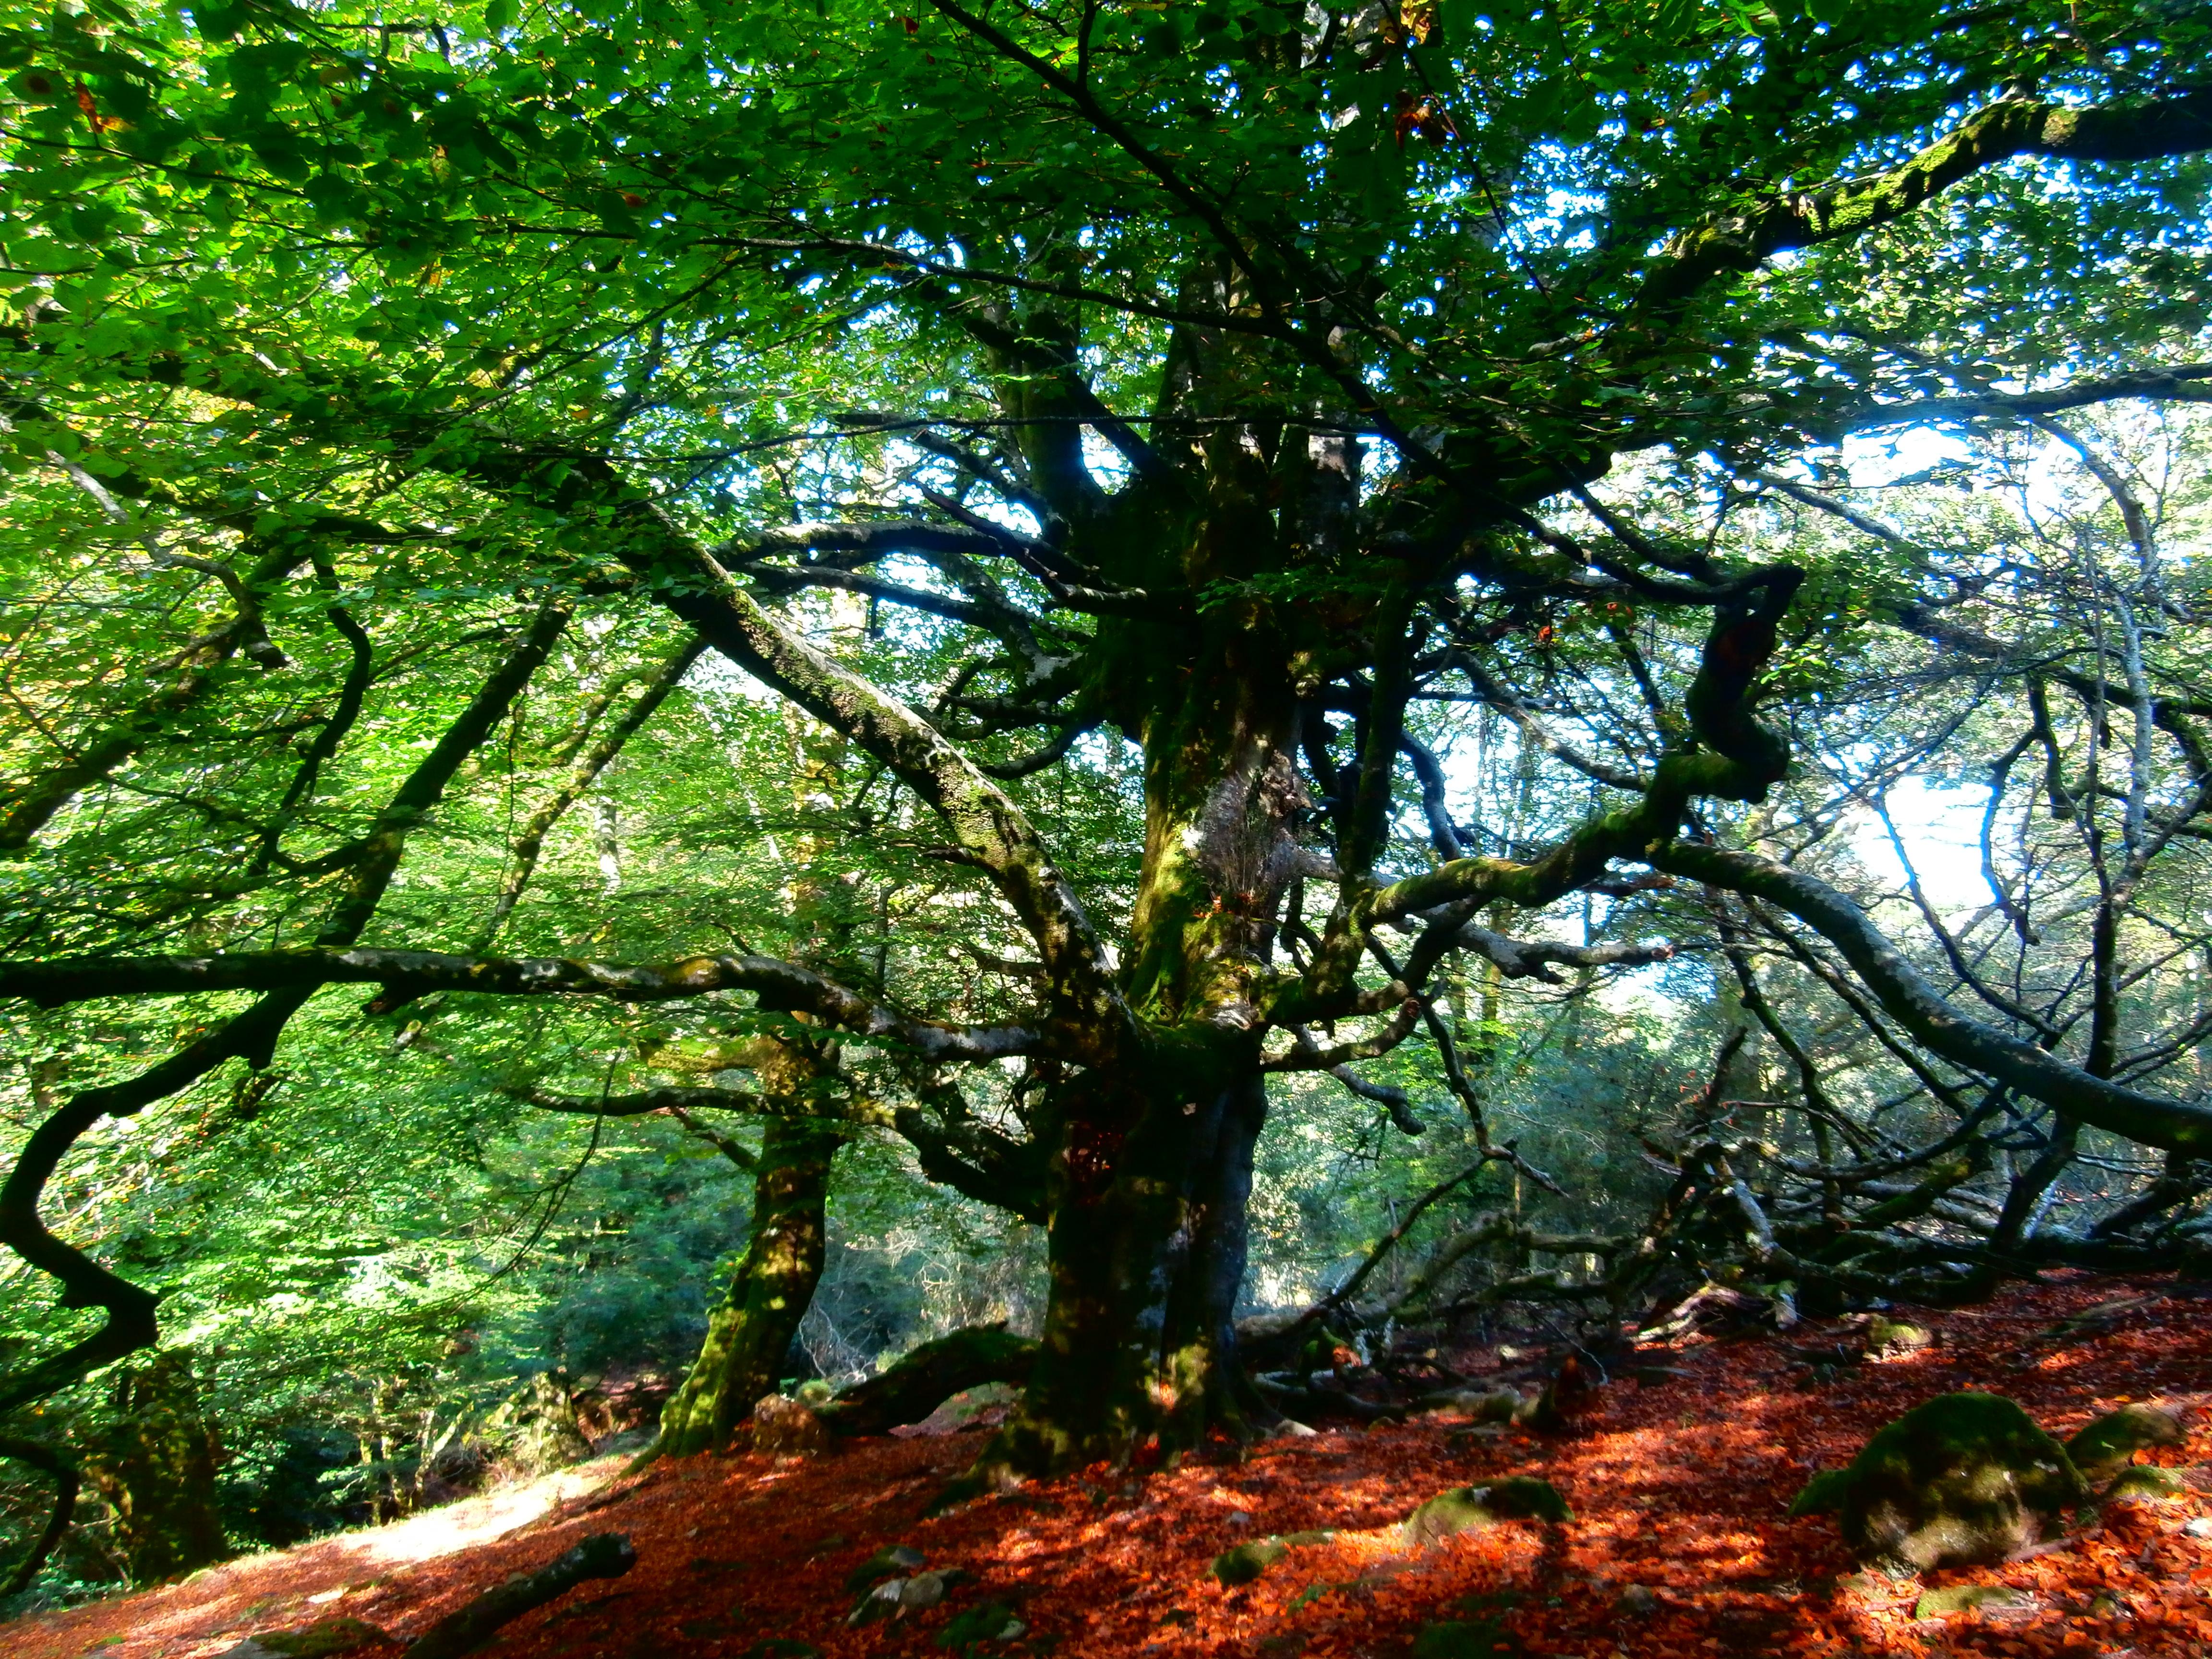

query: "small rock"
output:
752 1394 831 1456
1419 1386 1523 1422
844 1566 955 1625
2182 1515 2212 1540
2068 1403 2187 1480
1912 1584 2033 1620
1865 1317 1935 1360
898 1570 948 1611
846 1579 907 1627
1443 1424 1510 1451
1614 1585 1659 1617
1832 1571 1894 1600
843 1544 925 1593
1403 1478 1572 1548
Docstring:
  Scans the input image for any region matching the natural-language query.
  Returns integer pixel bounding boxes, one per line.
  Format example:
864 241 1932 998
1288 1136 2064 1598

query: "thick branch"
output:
1453 924 1676 984
0 948 1049 1060
1845 364 2212 429
403 1533 635 1659
1643 89 2212 312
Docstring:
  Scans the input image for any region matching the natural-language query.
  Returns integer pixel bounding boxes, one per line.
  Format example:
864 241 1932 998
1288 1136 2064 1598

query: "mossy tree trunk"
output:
661 676 866 1457
980 584 1310 1477
979 1066 1272 1478
658 1101 841 1456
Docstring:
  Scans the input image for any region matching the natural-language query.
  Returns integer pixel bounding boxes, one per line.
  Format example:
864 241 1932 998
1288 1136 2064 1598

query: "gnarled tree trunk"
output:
975 604 1306 1479
980 1068 1271 1478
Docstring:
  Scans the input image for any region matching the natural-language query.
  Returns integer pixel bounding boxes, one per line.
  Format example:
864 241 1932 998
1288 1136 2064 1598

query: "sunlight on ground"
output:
336 1456 622 1568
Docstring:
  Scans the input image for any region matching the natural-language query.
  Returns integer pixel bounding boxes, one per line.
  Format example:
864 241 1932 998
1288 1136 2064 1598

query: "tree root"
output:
402 1532 634 1659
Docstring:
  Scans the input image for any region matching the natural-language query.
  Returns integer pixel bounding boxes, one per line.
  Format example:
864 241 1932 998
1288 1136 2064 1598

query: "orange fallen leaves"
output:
14 1270 2212 1658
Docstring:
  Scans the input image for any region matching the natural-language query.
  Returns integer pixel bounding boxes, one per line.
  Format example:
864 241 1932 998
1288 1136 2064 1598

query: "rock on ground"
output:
1795 1391 2089 1574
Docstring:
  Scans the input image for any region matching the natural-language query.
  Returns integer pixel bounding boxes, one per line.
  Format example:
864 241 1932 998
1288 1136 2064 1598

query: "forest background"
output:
0 0 2210 1612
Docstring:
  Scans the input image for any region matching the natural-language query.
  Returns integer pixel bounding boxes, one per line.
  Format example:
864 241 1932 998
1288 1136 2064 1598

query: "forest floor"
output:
12 1270 2212 1659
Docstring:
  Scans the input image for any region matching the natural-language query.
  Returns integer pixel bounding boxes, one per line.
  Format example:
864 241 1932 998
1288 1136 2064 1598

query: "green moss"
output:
1207 1530 1336 1587
2104 1465 2188 1503
1403 1478 1571 1548
1789 1468 1854 1517
1865 1316 1935 1357
1911 1584 2032 1620
2067 1404 2185 1479
1829 1393 2088 1573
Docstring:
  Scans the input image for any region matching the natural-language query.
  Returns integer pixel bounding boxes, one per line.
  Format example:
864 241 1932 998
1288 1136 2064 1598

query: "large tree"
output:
3 0 2211 1494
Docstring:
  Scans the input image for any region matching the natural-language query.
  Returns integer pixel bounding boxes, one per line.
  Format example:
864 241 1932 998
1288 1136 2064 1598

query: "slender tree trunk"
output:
658 1099 840 1455
661 678 864 1457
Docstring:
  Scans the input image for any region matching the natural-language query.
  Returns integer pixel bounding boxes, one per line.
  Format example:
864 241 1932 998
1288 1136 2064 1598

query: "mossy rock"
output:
1820 1393 2089 1573
1207 1530 1334 1587
1912 1584 2032 1620
2105 1464 2189 1503
844 1543 925 1592
1420 1387 1522 1423
2068 1403 2186 1480
1403 1478 1571 1548
1865 1317 1934 1358
247 1621 394 1658
1789 1469 1855 1517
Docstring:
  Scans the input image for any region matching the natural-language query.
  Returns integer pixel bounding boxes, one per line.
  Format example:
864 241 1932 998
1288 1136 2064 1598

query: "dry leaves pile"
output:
15 1270 2212 1659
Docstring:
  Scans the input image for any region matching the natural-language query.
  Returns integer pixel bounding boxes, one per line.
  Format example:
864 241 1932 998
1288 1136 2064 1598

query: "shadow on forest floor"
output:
12 1270 2212 1659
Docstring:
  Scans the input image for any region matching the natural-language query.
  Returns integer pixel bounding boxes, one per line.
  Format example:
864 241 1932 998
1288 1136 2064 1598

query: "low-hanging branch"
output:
515 1082 898 1130
0 948 1050 1062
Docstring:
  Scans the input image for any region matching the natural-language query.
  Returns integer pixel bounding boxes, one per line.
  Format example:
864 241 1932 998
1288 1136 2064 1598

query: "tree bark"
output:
967 617 1302 1479
967 1068 1270 1482
657 1106 840 1456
